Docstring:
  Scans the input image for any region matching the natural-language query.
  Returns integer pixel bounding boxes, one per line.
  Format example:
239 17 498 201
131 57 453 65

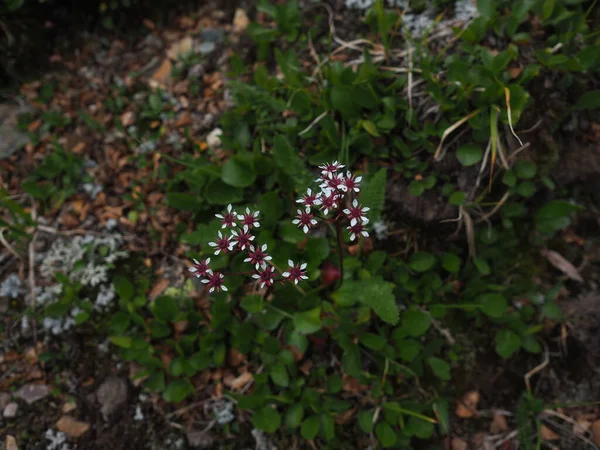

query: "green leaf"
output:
433 398 450 435
456 144 482 166
441 253 461 273
409 416 435 439
449 191 466 206
205 179 243 205
270 363 289 387
285 404 304 428
320 414 335 440
301 415 320 440
375 423 397 448
515 161 537 180
253 406 281 433
574 90 600 110
144 371 165 392
259 191 284 227
5 0 24 11
473 257 491 275
359 333 386 351
535 200 584 233
397 339 421 361
109 336 132 348
479 293 508 318
163 379 194 403
241 295 264 313
362 120 380 137
360 168 387 223
477 0 495 18
221 157 256 187
152 296 179 322
358 410 374 433
409 252 436 272
273 135 310 189
426 356 451 380
542 302 562 320
166 192 201 211
113 276 134 301
293 308 322 334
408 180 425 197
495 329 521 358
333 278 399 325
330 86 356 115
402 310 432 337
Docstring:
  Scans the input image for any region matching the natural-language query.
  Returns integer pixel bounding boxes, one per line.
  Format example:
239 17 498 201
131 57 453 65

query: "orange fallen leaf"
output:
56 416 90 438
456 391 480 419
229 371 253 391
228 348 245 367
120 111 134 127
149 278 169 301
335 408 356 425
490 411 509 433
450 437 468 450
152 59 173 84
591 420 600 446
143 19 155 30
540 425 560 441
72 142 86 154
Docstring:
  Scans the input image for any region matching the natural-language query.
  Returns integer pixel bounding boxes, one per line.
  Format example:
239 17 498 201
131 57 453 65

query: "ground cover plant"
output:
1 0 600 448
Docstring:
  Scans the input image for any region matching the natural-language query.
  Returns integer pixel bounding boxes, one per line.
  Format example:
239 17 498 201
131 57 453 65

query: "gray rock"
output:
0 392 10 409
188 64 205 79
96 377 128 421
0 103 32 159
200 28 224 43
197 42 216 55
3 402 18 418
16 383 49 404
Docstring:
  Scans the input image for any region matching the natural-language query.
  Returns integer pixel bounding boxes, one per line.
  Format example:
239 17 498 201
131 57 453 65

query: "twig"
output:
298 110 328 136
420 307 456 345
28 199 38 343
507 142 531 164
476 191 510 224
407 47 414 124
524 342 549 395
0 228 21 259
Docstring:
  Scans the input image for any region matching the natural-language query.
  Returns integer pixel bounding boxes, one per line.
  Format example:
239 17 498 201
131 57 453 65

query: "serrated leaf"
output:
333 278 398 325
253 406 281 433
574 90 600 110
221 157 256 187
479 293 508 318
293 308 322 334
301 415 320 439
402 310 432 336
272 135 310 189
360 168 387 223
426 356 451 380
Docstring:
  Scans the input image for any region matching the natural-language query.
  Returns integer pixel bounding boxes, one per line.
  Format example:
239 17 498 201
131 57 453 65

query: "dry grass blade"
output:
504 87 524 147
434 109 481 161
463 207 476 259
298 110 328 136
0 228 21 259
541 249 584 283
524 342 549 395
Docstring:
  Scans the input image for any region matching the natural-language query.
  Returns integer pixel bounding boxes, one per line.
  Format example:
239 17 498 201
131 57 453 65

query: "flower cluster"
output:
294 161 370 241
189 206 308 293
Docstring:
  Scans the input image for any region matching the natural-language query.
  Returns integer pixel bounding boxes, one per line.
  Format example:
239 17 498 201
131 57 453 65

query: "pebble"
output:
200 28 224 43
206 128 223 149
0 392 10 409
3 402 18 418
16 383 49 404
197 42 216 55
96 377 128 421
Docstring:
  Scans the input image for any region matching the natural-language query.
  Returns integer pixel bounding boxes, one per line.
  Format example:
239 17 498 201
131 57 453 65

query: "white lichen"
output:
44 429 70 450
0 273 22 298
134 405 144 421
372 220 389 240
251 429 277 450
95 284 116 311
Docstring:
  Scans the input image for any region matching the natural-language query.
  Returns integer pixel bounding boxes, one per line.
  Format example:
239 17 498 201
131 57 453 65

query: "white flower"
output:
215 204 238 228
282 260 308 284
208 231 234 255
0 273 22 298
237 207 260 228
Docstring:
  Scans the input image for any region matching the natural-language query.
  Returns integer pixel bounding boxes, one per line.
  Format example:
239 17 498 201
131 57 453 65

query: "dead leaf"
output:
72 142 86 154
573 418 590 436
5 435 18 450
348 237 373 255
229 371 253 391
175 112 191 128
120 111 134 127
56 416 90 438
299 360 313 375
450 437 468 450
62 401 77 413
456 391 480 418
152 59 173 85
228 348 245 367
541 249 584 282
149 278 169 301
27 120 42 132
143 19 155 30
174 321 188 334
232 9 250 34
167 36 194 61
490 411 509 433
540 425 560 441
591 420 600 446
335 408 356 425
60 212 79 228
508 66 523 78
